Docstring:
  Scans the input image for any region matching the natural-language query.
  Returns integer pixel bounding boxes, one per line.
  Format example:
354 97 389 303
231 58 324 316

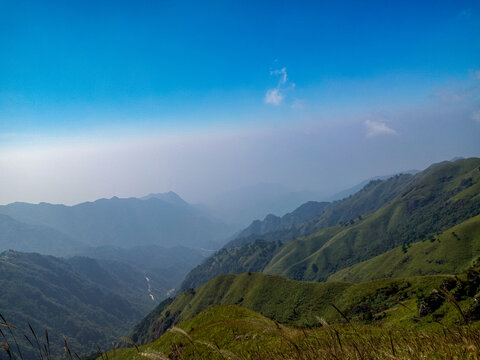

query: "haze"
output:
1 1 479 206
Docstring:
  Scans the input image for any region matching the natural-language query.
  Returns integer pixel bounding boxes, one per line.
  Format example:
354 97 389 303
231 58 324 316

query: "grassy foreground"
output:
107 305 480 360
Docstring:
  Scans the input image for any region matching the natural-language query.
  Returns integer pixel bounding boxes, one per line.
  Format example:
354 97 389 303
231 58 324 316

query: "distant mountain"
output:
0 214 84 256
235 201 331 240
225 201 330 248
0 251 162 358
203 183 325 226
326 169 419 201
0 193 225 321
0 193 235 250
140 191 190 207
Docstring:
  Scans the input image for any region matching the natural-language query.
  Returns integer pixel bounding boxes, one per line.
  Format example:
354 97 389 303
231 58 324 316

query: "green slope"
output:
181 172 418 290
121 158 480 358
328 214 480 283
110 305 480 360
113 306 291 360
263 158 480 282
228 172 416 248
132 271 448 345
181 158 480 291
180 239 282 290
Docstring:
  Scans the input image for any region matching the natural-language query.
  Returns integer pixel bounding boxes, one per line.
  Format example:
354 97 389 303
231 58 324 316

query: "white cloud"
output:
265 67 294 106
271 67 287 85
365 119 397 137
265 88 284 106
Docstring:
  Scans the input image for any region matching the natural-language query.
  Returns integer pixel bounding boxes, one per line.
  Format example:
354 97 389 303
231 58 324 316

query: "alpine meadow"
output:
1 1 480 359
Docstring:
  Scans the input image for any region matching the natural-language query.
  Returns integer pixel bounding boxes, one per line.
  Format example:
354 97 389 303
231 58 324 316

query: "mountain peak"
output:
141 191 188 206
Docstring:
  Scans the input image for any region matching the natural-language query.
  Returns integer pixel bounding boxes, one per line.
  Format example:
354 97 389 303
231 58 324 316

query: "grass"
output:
328 213 480 283
108 305 480 360
180 240 282 291
130 271 454 345
183 158 480 290
261 158 480 283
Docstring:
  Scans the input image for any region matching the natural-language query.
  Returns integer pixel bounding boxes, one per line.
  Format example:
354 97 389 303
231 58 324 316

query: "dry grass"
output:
198 323 480 360
3 304 480 360
105 304 480 360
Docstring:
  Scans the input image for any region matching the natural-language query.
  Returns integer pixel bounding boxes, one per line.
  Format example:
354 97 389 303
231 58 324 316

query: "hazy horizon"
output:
1 1 479 206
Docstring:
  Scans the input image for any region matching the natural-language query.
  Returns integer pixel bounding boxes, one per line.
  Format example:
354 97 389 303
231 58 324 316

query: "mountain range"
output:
1 157 480 359
180 158 480 291
0 194 235 250
119 157 480 360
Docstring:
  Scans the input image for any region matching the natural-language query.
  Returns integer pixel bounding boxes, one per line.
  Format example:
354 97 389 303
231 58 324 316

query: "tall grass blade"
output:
120 336 139 352
28 323 44 360
1 342 12 360
63 336 72 360
0 313 23 360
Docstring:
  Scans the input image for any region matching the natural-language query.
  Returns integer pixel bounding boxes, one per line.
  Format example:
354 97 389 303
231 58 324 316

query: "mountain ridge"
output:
0 194 235 250
180 158 480 290
0 214 85 256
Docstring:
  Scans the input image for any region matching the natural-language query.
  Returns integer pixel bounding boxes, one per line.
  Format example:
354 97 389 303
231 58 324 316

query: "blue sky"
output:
0 0 479 205
1 0 479 132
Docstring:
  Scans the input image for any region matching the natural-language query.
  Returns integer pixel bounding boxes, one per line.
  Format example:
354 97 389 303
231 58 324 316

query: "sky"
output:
0 0 479 205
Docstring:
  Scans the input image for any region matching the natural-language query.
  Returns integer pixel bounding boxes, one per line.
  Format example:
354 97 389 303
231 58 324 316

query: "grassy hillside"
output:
182 158 480 290
181 171 420 289
180 239 282 291
227 172 417 248
125 261 480 359
107 305 480 360
262 226 343 277
132 271 450 345
305 172 417 231
264 158 480 282
107 158 480 359
328 214 480 283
